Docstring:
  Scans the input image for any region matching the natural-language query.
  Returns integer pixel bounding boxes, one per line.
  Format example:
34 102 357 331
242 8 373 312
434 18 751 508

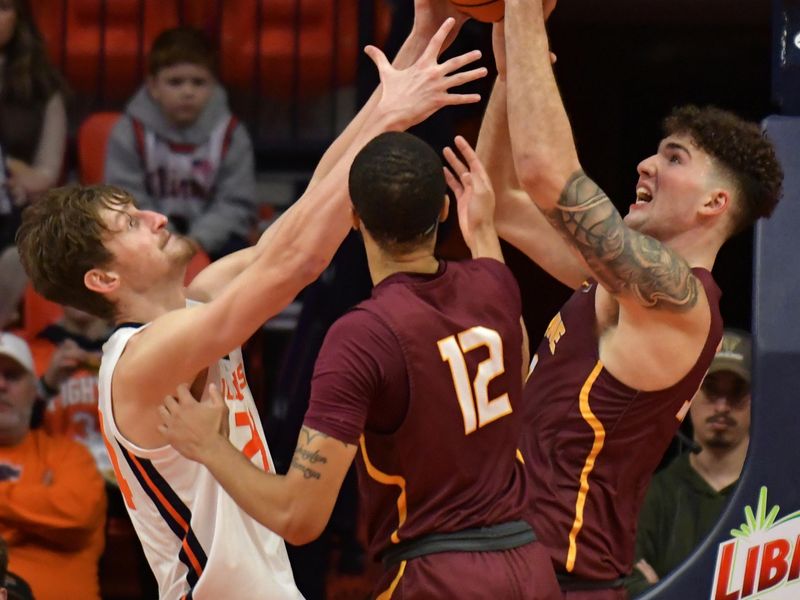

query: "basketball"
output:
450 0 505 23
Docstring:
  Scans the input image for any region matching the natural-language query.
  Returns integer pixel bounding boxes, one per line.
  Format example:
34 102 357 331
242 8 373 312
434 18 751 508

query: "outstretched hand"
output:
366 18 487 131
158 383 229 464
443 136 496 251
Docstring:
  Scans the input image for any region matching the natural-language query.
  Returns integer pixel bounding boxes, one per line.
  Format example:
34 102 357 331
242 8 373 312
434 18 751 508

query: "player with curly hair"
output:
477 4 783 598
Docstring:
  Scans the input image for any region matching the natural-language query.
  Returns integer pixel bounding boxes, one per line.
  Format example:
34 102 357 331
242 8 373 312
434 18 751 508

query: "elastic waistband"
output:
381 520 535 568
556 573 626 591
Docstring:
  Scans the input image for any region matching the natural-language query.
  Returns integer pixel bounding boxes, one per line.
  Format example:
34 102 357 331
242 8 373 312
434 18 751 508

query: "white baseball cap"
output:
0 332 35 374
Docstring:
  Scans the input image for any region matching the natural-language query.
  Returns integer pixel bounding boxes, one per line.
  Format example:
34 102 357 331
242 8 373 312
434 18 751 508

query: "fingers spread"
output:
443 166 462 196
444 67 489 90
364 45 390 71
422 17 456 61
443 146 467 177
440 49 483 75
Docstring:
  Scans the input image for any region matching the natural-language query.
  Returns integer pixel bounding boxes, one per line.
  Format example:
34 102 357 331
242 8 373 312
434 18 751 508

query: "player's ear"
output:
439 195 450 223
84 268 120 296
350 205 362 231
701 188 730 218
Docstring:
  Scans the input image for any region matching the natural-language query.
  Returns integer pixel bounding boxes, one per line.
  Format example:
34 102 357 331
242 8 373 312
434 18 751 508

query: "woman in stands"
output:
0 0 68 327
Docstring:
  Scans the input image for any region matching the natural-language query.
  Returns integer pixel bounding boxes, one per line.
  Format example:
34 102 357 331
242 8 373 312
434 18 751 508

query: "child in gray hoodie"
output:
104 27 256 259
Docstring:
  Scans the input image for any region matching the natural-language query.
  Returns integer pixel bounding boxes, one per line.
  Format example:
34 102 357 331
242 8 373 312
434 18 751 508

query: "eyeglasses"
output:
699 377 750 409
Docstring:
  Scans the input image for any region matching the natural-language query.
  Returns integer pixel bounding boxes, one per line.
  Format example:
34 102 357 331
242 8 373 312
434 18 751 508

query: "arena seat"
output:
77 112 122 184
31 0 187 103
218 0 391 100
29 0 66 69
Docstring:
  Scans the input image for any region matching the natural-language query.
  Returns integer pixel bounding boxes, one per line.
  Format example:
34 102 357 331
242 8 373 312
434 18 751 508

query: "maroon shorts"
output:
372 541 560 599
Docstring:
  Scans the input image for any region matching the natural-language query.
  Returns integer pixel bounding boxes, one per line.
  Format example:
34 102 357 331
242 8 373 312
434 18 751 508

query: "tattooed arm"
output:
159 385 357 545
503 0 703 311
551 171 700 311
479 22 589 289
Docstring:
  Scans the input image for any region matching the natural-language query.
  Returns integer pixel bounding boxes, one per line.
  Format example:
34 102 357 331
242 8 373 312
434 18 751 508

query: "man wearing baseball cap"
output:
0 332 106 600
627 329 753 596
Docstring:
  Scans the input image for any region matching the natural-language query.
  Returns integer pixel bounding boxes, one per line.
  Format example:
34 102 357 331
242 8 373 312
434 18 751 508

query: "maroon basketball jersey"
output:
521 268 723 581
353 259 527 559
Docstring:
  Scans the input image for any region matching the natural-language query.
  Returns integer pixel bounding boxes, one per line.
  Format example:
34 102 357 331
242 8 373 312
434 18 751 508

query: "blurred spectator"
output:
104 26 258 259
27 306 112 479
0 0 69 328
0 332 106 600
626 329 752 597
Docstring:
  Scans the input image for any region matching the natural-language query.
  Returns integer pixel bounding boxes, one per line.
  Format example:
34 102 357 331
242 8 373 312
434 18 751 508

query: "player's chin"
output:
622 211 643 230
170 235 198 266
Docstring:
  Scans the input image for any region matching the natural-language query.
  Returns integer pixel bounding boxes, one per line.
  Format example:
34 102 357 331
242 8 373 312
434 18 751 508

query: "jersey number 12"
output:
438 326 512 435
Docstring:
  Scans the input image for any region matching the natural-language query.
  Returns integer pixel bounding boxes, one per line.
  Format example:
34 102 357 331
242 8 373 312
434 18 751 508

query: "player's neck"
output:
660 227 724 271
366 248 440 286
689 436 749 492
113 283 188 325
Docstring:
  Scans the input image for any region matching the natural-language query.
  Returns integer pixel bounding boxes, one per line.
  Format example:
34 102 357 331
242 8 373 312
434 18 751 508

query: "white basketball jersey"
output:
98 324 303 600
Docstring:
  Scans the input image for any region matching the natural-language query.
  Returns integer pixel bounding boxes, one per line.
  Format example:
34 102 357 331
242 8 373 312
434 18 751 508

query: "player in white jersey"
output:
99 324 298 599
16 16 487 600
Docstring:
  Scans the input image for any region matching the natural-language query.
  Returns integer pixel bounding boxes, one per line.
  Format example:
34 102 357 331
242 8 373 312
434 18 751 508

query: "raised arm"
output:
118 20 489 411
504 0 701 312
443 135 503 262
443 136 531 380
476 22 588 289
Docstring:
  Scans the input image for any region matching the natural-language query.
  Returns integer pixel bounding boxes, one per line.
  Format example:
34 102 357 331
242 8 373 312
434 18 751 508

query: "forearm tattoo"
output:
289 427 351 481
546 170 699 311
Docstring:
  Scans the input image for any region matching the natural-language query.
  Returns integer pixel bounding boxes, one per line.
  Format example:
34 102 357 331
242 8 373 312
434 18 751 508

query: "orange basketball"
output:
450 0 505 23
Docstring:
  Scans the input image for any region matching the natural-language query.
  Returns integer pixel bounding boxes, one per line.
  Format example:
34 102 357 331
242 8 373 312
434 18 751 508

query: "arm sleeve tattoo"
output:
545 170 699 311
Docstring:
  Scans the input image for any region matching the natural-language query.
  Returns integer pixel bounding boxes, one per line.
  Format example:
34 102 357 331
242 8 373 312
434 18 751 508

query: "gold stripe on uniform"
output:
566 361 606 572
359 435 408 544
375 560 407 600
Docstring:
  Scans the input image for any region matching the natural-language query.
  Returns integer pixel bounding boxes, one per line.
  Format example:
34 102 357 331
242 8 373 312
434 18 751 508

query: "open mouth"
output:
635 187 653 205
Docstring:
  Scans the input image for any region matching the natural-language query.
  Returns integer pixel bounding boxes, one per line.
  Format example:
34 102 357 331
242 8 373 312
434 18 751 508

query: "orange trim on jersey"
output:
375 560 407 600
124 451 205 580
516 448 525 465
359 435 408 545
127 452 191 531
97 408 136 509
566 361 606 572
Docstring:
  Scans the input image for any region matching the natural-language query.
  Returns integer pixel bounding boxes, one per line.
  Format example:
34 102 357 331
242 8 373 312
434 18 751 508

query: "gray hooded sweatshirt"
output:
104 85 257 255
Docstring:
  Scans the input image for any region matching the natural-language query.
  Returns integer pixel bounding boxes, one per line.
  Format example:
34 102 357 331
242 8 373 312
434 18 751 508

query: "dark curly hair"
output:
663 105 783 235
349 132 446 252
